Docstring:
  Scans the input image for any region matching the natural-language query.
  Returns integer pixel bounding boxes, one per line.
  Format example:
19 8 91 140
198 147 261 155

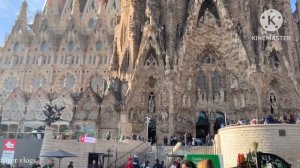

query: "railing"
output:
106 141 151 168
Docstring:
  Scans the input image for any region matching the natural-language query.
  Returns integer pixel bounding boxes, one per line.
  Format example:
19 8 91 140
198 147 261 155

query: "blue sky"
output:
0 0 298 46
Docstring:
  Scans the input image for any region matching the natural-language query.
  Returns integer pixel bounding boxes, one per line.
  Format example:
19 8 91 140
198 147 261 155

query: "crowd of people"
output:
233 113 300 126
125 155 215 168
163 134 213 147
125 156 166 168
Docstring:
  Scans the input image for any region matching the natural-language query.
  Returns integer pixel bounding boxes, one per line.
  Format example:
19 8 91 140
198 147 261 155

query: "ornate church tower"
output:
112 0 300 141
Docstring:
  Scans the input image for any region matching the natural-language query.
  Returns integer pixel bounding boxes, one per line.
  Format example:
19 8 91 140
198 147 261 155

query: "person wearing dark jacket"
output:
152 159 161 168
42 159 54 168
31 158 41 168
67 161 73 168
132 155 140 168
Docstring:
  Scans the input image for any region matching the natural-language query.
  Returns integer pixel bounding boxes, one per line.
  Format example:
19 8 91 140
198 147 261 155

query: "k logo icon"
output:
260 9 283 32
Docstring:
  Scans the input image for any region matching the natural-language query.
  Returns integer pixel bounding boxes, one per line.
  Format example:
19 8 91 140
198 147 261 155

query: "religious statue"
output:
270 93 277 114
203 91 207 102
198 88 202 102
149 93 155 113
106 131 111 140
145 0 158 27
240 94 246 108
219 89 225 102
188 77 192 90
165 54 171 70
43 102 65 127
214 93 219 102
161 108 168 122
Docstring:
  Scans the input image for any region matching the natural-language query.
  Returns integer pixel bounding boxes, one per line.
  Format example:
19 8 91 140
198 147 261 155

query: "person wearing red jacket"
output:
126 157 133 168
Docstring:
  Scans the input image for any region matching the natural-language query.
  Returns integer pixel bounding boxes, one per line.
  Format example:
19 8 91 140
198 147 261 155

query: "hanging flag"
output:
2 139 17 165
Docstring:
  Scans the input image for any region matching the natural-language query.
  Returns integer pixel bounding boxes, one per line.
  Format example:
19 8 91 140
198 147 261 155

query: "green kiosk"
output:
185 154 224 168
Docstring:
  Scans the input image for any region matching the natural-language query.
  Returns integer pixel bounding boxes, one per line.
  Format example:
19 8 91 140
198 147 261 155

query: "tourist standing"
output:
42 160 54 168
125 158 133 168
88 160 99 168
181 161 196 168
152 159 161 168
31 158 41 168
67 161 73 168
170 161 177 168
197 160 214 168
132 155 140 168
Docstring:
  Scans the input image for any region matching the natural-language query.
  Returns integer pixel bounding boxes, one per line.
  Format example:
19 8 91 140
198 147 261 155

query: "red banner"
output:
3 139 16 151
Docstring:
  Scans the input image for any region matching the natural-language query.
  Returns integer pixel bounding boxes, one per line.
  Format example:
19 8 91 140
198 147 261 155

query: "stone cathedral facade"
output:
0 0 120 139
1 0 300 141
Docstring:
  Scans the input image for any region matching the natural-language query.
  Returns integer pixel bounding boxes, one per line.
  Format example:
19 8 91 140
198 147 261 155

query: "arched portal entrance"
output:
196 112 209 139
147 118 156 145
214 111 225 134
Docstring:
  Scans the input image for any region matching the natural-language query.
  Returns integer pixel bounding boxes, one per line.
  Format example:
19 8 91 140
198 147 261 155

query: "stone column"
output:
167 76 175 139
39 127 54 166
208 71 213 101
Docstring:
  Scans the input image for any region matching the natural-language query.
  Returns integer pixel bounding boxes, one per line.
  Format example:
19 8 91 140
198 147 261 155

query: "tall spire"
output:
44 0 59 15
71 0 81 23
19 0 28 24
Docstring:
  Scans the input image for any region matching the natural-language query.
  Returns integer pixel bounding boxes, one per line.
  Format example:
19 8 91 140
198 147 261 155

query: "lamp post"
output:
145 117 151 142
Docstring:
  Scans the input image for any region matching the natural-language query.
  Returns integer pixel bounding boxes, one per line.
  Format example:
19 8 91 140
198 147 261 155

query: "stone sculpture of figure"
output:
158 25 167 52
230 75 238 88
240 94 246 108
188 77 192 90
219 89 225 102
165 54 171 70
137 109 144 122
233 95 238 107
145 0 158 27
182 94 186 106
149 93 155 113
214 93 219 102
161 108 168 122
197 88 202 102
203 91 207 102
106 131 111 140
176 24 182 40
270 93 277 114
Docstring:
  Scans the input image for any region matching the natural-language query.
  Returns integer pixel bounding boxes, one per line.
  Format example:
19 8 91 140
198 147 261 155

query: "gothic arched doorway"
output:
147 118 156 145
196 112 209 139
214 111 225 134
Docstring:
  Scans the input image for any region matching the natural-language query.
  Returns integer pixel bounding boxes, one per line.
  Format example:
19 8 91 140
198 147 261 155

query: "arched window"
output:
93 56 96 64
32 56 36 64
19 56 23 64
95 41 102 51
40 42 48 52
14 42 21 52
88 18 95 29
89 56 92 64
76 56 80 64
47 56 51 64
68 41 75 52
60 56 64 64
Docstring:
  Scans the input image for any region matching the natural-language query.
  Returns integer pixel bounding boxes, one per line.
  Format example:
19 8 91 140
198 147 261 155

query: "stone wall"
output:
39 139 150 168
218 124 300 168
